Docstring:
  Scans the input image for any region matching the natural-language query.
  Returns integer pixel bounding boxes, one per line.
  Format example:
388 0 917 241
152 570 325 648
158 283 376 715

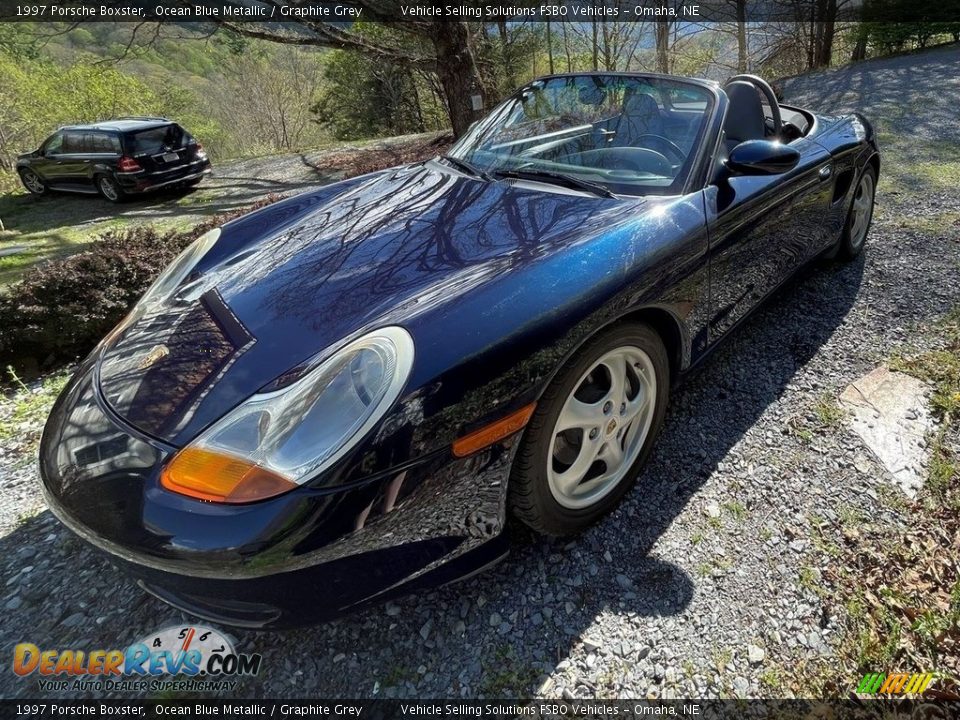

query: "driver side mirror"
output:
726 139 800 176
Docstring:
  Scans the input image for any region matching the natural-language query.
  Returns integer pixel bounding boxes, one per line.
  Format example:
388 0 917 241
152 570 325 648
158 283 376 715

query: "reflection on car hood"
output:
97 163 644 446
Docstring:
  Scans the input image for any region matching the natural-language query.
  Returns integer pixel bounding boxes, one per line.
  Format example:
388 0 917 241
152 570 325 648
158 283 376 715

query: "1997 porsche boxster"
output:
40 73 878 628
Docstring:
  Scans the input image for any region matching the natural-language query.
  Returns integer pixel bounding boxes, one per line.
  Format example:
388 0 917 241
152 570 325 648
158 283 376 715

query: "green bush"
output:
0 196 282 374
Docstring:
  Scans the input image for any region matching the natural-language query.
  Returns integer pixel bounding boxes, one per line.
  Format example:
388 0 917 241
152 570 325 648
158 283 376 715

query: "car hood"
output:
96 163 645 446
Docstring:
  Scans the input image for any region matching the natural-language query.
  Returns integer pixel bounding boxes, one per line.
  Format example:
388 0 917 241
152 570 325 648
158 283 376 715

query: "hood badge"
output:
137 344 170 370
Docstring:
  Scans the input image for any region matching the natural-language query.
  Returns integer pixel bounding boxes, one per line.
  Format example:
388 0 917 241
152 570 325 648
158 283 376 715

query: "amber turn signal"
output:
451 403 536 458
160 447 297 503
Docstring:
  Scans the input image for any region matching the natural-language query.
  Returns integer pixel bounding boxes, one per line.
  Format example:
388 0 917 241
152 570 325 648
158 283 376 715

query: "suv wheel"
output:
19 168 46 196
97 175 124 203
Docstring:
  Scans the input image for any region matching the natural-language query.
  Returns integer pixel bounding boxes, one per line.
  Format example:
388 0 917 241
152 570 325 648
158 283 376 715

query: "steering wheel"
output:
633 134 685 164
602 148 673 176
725 74 783 138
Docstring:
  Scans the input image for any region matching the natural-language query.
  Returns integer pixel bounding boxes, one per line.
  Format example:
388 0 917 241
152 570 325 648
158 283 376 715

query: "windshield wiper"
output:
492 167 616 198
439 154 493 181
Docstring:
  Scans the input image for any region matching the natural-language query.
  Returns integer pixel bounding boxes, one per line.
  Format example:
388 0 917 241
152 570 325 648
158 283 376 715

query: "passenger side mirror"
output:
726 139 800 175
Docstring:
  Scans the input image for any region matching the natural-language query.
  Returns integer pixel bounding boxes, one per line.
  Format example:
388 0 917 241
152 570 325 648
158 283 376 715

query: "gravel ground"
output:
1 46 959 700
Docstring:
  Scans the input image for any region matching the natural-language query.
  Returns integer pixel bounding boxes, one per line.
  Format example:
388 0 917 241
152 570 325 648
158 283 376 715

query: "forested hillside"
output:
2 16 958 194
0 23 334 190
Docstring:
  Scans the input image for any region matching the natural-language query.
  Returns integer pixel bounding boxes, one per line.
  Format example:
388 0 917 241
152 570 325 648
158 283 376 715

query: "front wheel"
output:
509 323 670 536
18 168 46 196
96 174 125 203
838 165 876 259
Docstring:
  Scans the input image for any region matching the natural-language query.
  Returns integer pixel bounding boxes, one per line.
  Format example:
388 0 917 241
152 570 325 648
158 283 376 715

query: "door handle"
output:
818 164 833 181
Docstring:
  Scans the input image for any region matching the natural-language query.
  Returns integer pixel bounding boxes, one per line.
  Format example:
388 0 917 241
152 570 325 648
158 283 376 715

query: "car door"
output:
47 130 93 189
704 135 834 342
34 132 67 184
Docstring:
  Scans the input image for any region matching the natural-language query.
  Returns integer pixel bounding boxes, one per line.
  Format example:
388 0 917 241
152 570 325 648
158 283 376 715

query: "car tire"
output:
509 322 670 536
837 165 876 260
96 174 125 203
18 168 47 196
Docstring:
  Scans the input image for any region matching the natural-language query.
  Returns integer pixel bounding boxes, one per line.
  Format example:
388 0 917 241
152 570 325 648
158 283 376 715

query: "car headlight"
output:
160 326 415 503
103 229 222 347
140 228 221 309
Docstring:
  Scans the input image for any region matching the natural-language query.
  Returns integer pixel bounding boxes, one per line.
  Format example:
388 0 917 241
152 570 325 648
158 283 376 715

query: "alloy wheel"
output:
99 176 120 201
547 345 657 509
849 171 874 250
21 170 44 194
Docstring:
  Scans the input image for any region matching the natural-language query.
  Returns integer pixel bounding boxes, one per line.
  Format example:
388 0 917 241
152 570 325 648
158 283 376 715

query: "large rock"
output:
839 366 932 498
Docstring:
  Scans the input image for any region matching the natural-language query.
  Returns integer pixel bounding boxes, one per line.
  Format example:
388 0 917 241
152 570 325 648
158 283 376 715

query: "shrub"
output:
0 195 283 374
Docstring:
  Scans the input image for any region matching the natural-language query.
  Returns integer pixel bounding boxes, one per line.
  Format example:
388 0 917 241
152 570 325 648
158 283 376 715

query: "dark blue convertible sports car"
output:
40 73 879 628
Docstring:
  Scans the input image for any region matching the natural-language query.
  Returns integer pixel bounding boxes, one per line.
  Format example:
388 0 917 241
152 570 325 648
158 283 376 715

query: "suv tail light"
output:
118 156 142 172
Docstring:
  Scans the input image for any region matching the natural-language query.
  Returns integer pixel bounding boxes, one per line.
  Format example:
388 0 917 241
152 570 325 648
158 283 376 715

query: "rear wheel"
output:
838 166 876 259
509 323 669 536
18 168 46 196
96 174 125 203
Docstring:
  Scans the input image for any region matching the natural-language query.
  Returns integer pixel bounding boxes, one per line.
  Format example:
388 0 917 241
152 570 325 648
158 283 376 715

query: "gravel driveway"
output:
1 45 959 699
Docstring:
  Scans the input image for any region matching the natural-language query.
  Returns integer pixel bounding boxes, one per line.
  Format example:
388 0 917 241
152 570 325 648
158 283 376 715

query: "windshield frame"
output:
448 72 722 198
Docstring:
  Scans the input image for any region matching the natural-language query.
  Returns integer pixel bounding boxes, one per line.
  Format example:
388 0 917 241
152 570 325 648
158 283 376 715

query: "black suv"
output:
16 118 212 202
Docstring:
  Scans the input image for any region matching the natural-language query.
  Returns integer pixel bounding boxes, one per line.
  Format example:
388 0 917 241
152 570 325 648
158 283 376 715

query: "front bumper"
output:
39 357 514 629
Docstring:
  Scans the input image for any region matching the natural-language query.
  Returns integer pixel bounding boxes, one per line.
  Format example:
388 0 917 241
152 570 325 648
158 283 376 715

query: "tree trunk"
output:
736 1 747 73
851 28 868 61
432 22 486 137
819 15 836 66
497 20 515 90
546 20 554 75
592 19 599 71
655 23 670 73
601 21 611 70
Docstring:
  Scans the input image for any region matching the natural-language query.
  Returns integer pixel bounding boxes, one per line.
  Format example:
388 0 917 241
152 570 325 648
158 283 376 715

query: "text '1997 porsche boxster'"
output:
40 72 879 628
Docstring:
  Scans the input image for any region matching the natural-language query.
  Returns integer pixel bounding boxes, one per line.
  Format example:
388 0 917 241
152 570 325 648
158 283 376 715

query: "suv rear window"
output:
125 125 190 155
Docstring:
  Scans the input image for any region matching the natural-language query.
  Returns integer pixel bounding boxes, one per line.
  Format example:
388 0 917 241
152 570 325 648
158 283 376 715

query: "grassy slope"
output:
0 23 332 284
0 24 232 283
0 132 451 286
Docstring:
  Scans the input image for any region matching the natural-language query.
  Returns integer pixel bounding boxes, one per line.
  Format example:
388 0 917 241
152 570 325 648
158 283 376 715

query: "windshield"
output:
448 75 715 196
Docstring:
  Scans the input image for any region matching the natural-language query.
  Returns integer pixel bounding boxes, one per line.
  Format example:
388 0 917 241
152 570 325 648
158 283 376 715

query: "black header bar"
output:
0 0 957 24
2 699 960 719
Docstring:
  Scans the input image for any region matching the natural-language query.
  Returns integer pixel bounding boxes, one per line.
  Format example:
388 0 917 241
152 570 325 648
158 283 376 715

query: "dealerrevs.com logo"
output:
12 624 262 693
